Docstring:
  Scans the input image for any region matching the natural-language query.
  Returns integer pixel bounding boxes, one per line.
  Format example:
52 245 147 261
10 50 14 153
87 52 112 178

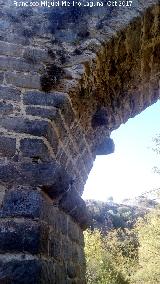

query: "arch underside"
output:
0 1 159 283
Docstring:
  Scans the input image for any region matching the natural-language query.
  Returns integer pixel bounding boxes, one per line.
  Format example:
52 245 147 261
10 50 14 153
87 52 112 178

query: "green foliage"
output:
131 208 160 284
85 207 160 284
84 228 137 284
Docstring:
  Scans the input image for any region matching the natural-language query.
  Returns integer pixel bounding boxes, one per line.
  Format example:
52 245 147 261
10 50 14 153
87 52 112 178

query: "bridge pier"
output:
0 185 87 283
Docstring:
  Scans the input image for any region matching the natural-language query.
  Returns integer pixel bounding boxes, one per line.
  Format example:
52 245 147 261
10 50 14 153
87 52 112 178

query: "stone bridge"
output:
0 0 159 282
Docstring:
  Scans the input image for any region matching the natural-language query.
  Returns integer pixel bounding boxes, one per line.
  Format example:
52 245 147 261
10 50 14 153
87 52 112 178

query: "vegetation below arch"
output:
84 197 160 284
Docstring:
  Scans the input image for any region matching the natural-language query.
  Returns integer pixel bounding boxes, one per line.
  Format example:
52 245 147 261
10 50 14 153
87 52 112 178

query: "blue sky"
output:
82 100 160 203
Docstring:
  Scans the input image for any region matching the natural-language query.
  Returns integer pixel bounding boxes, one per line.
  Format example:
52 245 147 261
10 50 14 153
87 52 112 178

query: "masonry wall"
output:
0 3 90 282
0 187 85 283
0 0 160 283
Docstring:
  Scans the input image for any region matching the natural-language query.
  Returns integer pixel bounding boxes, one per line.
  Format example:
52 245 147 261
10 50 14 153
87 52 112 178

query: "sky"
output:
82 100 160 203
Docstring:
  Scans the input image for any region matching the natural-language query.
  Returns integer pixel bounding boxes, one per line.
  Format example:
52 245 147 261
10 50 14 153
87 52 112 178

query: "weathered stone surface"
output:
23 47 49 64
0 117 58 151
0 56 42 73
0 185 6 209
58 212 68 235
0 86 21 101
0 101 13 116
63 239 73 262
96 137 115 155
72 243 79 263
0 162 71 196
0 72 4 83
0 41 24 57
0 259 41 284
59 189 89 229
5 72 41 89
54 263 66 284
1 117 49 136
61 100 75 127
26 106 58 120
68 220 80 243
153 42 160 73
0 136 16 157
92 108 109 128
24 91 68 108
0 220 40 254
0 1 160 283
49 232 61 260
20 138 50 161
40 259 56 284
67 264 77 279
2 187 42 218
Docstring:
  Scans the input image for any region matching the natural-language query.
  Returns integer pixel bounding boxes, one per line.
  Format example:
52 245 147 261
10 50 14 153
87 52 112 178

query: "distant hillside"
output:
122 188 160 208
86 191 159 232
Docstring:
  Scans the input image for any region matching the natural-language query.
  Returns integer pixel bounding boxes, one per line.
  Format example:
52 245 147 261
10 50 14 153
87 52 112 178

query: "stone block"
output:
23 91 68 108
49 232 61 260
20 138 50 161
54 111 68 141
2 187 42 218
67 264 77 279
0 86 21 101
40 222 50 255
72 244 79 263
0 117 58 151
0 41 24 57
40 199 57 230
23 47 49 64
26 106 58 120
55 263 66 284
0 161 71 197
143 8 155 41
60 100 75 127
152 42 160 73
0 56 42 73
0 185 6 208
0 220 40 254
0 19 10 31
68 220 79 243
141 46 153 80
77 247 86 266
150 77 160 104
95 137 115 155
5 72 41 89
0 258 41 284
56 147 68 169
0 136 16 157
0 164 19 184
40 259 56 284
63 239 72 261
71 124 85 147
59 189 89 230
82 150 93 174
0 101 13 116
0 72 4 83
1 117 47 136
58 211 68 235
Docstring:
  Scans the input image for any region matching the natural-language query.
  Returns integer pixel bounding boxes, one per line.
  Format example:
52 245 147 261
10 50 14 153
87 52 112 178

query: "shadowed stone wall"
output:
0 0 160 282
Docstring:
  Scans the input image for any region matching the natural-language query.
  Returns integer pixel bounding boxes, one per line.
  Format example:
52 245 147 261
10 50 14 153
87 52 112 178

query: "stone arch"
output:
0 1 159 282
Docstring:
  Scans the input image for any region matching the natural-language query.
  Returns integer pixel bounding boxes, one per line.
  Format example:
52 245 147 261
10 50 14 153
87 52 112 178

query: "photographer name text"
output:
13 1 133 8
